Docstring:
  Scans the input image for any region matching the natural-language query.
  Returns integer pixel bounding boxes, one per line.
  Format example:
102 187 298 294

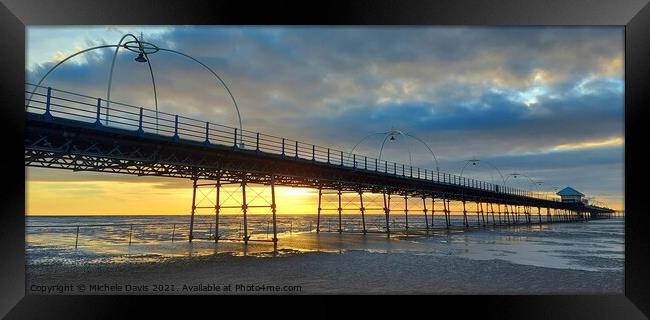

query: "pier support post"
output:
383 192 391 236
547 207 551 223
489 203 495 226
271 175 278 243
404 196 409 230
189 178 197 243
430 197 436 229
463 200 469 228
537 207 542 224
337 189 343 233
475 201 481 226
214 178 221 243
241 177 249 244
317 188 322 233
497 204 502 225
480 201 486 226
422 197 429 230
444 198 451 228
359 191 367 234
505 204 511 225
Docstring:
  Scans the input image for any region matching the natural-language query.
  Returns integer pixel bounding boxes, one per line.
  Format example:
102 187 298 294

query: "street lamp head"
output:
134 52 148 63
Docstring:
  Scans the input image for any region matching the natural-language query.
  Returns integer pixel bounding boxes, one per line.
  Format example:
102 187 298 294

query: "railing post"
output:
353 154 356 168
233 128 238 148
312 145 315 161
173 115 180 141
94 98 102 127
327 148 330 163
128 224 133 246
340 151 344 167
74 225 80 249
137 107 144 136
43 87 53 121
295 141 299 158
204 122 210 144
364 156 367 170
256 132 260 151
282 138 285 156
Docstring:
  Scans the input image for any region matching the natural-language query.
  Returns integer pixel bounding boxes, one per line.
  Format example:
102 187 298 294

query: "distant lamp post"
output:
459 157 505 192
349 128 440 172
503 172 545 197
458 158 506 188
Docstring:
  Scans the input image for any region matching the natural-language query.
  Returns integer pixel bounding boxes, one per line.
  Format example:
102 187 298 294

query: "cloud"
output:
25 26 624 206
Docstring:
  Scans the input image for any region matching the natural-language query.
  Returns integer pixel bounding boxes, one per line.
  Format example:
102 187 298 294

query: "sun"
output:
281 187 314 197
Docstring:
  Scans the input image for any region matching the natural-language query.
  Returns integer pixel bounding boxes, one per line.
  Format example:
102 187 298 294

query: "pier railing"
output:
25 83 559 202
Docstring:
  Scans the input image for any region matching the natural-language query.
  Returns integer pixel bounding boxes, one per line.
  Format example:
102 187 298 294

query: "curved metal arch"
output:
481 160 506 183
504 172 541 190
106 34 158 127
351 130 440 172
349 132 385 154
27 35 243 142
157 48 243 146
27 44 118 108
459 159 506 185
402 133 440 172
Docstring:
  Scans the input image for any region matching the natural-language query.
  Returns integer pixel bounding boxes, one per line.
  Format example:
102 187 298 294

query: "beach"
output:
26 217 624 294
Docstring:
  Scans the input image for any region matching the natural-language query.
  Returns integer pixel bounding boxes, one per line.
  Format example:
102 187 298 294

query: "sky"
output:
25 26 624 215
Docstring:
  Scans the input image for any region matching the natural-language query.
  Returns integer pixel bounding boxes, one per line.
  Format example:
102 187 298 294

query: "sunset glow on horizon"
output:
26 26 625 215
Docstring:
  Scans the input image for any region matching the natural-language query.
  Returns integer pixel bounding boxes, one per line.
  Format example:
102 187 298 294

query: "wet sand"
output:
26 221 624 295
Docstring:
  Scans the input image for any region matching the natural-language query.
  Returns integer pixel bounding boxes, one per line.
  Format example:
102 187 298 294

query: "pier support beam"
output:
497 204 502 225
463 200 469 228
316 188 322 233
270 175 278 243
430 197 436 229
383 192 391 236
490 203 496 226
359 191 366 234
214 178 221 243
475 201 481 226
422 197 429 231
442 198 451 229
537 207 542 224
241 178 249 244
480 201 486 226
404 196 409 230
337 189 343 233
189 177 197 243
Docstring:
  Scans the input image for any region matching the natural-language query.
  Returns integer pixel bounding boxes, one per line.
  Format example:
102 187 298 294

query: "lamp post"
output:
504 172 545 198
27 32 244 147
458 158 505 184
349 128 440 173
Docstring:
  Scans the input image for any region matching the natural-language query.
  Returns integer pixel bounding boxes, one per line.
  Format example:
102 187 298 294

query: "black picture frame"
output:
1 0 648 318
